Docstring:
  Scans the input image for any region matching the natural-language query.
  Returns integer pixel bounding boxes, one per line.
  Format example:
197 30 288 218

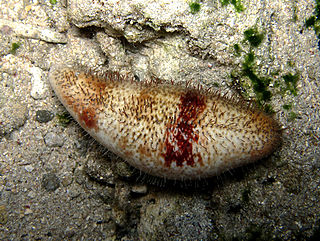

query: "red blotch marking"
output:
92 80 107 90
78 108 98 131
163 90 206 168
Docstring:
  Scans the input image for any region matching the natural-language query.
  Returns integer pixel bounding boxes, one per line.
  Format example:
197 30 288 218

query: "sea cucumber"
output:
49 67 281 180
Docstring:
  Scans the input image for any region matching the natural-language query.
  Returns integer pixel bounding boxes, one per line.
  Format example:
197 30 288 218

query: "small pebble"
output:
42 173 60 191
36 110 54 123
61 173 73 187
67 184 81 199
114 161 135 179
24 164 34 172
74 168 86 185
44 132 65 147
131 184 148 194
27 191 36 198
30 66 47 99
85 157 115 185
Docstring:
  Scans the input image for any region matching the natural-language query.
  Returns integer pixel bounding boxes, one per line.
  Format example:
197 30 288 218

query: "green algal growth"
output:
241 29 271 106
233 43 241 56
230 27 291 113
244 51 255 65
306 16 316 29
212 82 220 88
50 0 57 5
282 72 299 96
305 0 320 49
306 15 320 35
244 28 264 47
220 0 245 13
242 62 272 103
231 25 301 114
282 103 298 121
10 42 21 54
263 104 274 114
288 111 298 121
291 1 298 22
56 112 72 127
282 103 292 110
189 1 201 14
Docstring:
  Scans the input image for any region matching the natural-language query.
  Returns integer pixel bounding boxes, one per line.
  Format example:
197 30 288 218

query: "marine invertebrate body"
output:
49 67 281 180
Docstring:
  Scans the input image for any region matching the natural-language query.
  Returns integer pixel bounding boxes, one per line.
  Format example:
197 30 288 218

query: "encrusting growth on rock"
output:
49 67 281 180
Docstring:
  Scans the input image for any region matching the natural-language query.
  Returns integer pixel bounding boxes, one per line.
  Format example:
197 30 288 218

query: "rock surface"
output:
0 0 319 240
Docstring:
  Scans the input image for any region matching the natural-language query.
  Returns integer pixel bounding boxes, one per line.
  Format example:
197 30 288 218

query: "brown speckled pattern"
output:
49 67 281 180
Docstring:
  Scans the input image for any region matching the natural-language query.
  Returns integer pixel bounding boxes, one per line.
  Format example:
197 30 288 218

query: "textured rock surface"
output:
0 0 319 240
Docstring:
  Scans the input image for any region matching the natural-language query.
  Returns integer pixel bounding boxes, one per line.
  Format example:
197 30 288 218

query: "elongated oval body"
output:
49 67 281 180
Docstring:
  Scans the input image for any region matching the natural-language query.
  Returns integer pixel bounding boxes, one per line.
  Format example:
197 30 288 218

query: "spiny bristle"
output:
49 66 282 180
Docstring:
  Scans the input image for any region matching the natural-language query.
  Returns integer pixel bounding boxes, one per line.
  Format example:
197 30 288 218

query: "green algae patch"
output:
230 28 271 109
242 62 272 103
220 0 245 13
282 103 299 121
244 28 264 47
56 112 72 127
282 72 299 96
234 43 241 56
189 1 201 14
305 0 320 49
282 103 292 111
287 111 298 121
230 26 300 113
10 42 21 54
